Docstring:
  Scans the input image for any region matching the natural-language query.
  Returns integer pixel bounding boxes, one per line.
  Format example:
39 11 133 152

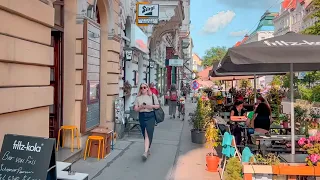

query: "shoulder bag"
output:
152 94 165 123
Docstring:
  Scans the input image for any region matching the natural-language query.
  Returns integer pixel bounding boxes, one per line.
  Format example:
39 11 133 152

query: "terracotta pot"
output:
217 99 223 104
308 129 318 136
206 155 220 172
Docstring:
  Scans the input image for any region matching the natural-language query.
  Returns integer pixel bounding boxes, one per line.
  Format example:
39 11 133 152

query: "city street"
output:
72 101 220 180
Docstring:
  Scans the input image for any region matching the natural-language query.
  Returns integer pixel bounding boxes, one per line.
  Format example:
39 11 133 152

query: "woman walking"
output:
134 83 160 160
167 84 179 119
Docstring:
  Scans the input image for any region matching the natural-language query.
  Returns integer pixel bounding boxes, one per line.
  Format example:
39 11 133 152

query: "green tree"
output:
302 0 320 35
239 79 252 89
202 46 227 67
301 71 320 88
270 75 283 87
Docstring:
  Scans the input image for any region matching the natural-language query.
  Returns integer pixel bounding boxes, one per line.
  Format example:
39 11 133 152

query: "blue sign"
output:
191 80 199 90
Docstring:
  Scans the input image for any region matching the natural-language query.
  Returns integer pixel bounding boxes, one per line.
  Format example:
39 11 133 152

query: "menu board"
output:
0 134 56 180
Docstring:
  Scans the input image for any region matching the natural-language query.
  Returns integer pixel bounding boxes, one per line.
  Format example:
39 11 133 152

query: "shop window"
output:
133 71 138 86
87 80 100 104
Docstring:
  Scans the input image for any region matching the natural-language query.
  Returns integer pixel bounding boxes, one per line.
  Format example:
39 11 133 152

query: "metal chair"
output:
126 107 141 136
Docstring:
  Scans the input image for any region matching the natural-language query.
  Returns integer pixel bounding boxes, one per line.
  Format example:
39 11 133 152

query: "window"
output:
87 80 100 104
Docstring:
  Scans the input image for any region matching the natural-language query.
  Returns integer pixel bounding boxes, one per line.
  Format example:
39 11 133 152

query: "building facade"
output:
0 0 121 151
245 11 278 44
274 0 317 36
192 53 203 72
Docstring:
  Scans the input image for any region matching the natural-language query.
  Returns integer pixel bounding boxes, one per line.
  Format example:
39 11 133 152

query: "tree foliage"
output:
239 79 252 89
202 46 227 67
302 0 320 35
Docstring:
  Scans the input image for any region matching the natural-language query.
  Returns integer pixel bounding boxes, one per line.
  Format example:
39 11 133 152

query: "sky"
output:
190 0 283 58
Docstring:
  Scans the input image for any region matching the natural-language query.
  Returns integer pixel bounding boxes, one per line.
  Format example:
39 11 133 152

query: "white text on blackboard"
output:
12 141 42 153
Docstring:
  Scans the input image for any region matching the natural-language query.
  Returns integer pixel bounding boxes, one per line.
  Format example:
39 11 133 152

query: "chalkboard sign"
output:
0 134 57 180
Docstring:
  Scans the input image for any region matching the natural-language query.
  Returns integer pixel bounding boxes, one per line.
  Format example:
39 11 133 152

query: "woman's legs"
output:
172 101 177 118
168 101 173 117
144 129 150 153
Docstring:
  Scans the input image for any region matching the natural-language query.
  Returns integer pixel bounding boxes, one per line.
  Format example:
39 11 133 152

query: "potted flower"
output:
216 94 224 105
190 98 211 144
307 118 319 136
205 120 220 172
310 112 320 123
298 135 320 175
279 114 289 128
225 157 242 180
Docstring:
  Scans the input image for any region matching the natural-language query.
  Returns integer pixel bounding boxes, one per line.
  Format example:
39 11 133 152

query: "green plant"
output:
298 136 320 166
190 98 211 130
278 114 288 122
225 157 242 180
250 153 280 165
205 121 220 156
306 118 319 129
216 95 223 100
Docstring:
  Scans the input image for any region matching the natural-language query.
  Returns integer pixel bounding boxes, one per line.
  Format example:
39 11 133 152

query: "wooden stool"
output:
83 136 105 161
56 125 80 152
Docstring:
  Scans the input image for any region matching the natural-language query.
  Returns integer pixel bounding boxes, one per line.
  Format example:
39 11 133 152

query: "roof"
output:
197 66 212 81
282 0 297 9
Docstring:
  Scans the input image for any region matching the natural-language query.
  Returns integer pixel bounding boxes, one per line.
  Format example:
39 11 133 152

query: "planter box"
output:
243 164 286 180
278 164 314 176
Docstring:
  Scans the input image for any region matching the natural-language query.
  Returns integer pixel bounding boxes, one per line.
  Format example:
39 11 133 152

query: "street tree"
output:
202 46 227 67
302 0 320 35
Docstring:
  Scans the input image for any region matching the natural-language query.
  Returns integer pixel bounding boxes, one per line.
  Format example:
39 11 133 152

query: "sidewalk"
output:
71 101 220 180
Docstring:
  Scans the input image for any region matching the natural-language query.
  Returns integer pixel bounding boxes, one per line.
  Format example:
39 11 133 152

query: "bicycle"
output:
177 97 186 121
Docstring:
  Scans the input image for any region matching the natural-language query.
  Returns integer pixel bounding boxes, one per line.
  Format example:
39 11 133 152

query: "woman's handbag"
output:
152 94 165 123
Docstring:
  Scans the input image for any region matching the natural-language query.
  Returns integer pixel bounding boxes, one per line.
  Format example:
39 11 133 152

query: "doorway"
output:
50 31 63 139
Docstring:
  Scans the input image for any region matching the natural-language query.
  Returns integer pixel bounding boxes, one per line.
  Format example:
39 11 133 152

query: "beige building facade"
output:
0 0 121 150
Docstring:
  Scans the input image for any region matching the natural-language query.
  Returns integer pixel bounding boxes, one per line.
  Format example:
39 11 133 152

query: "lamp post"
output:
148 59 155 84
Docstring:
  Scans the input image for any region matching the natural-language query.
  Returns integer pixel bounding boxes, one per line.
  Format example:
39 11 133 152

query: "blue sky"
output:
190 0 282 58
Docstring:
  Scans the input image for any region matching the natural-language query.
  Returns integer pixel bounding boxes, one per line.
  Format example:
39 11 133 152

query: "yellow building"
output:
0 0 121 157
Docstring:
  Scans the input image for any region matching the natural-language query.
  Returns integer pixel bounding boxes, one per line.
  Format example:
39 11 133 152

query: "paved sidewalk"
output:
72 101 220 180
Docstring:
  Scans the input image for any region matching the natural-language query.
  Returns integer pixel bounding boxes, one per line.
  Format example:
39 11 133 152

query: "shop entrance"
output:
50 31 63 139
50 0 64 139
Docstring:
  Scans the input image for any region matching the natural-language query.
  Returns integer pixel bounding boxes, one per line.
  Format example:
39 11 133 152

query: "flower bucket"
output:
206 155 220 172
308 129 318 136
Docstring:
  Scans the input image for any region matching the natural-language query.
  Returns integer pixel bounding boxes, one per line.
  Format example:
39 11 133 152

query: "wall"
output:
0 0 54 147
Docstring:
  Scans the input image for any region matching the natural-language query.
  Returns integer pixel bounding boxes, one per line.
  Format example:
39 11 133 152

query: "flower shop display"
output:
278 114 289 128
298 135 320 166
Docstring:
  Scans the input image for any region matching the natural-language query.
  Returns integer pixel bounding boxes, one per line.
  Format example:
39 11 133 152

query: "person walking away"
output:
134 83 160 160
168 84 179 119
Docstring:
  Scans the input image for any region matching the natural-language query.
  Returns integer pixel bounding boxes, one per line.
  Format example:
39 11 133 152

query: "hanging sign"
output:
136 3 159 26
0 134 57 180
125 50 133 60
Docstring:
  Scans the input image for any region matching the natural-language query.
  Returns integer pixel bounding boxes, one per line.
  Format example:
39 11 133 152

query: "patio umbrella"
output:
216 32 320 154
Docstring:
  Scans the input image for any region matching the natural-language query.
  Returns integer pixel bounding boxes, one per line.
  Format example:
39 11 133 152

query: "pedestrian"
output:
167 84 179 119
149 82 159 126
149 82 159 96
134 83 160 160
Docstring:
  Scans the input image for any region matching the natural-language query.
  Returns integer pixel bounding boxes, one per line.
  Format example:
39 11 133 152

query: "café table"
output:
251 135 305 142
279 154 308 163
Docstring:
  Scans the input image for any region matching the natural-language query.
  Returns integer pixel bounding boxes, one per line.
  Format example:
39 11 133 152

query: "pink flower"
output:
298 137 307 146
309 136 317 142
305 143 313 148
309 154 320 164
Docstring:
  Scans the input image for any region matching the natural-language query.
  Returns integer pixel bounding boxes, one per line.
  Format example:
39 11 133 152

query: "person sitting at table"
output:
230 100 246 117
230 101 246 145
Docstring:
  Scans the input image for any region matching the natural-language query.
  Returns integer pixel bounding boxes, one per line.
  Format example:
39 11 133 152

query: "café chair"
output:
83 136 105 161
56 125 80 152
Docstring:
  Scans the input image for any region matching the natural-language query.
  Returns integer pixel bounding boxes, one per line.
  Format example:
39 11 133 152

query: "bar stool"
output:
83 136 105 161
56 125 80 152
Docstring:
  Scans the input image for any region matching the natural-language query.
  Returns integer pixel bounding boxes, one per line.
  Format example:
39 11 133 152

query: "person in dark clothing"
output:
230 101 246 117
230 101 246 145
252 102 272 134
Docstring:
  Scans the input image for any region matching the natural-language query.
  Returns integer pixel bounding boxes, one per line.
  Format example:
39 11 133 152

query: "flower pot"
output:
308 129 318 136
217 99 223 104
191 129 206 144
206 155 220 172
282 122 289 129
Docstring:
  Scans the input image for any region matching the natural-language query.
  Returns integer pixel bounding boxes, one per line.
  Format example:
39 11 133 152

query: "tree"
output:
302 0 320 35
202 46 227 67
239 79 252 89
270 75 283 87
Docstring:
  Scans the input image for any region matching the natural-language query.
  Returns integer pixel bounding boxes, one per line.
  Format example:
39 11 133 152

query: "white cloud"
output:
203 10 236 34
216 0 283 9
229 30 248 37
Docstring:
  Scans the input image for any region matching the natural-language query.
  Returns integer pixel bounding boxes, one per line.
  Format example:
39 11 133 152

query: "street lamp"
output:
191 72 196 80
